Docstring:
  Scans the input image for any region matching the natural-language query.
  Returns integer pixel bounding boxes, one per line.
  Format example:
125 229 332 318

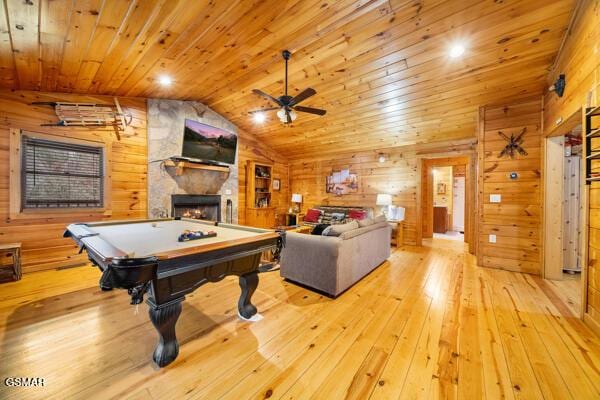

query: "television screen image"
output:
181 119 237 165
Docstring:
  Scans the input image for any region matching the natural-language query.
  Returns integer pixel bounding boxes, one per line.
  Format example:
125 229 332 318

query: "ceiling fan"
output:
249 50 326 124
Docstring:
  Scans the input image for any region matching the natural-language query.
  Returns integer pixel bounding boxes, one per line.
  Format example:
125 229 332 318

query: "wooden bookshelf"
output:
246 160 275 228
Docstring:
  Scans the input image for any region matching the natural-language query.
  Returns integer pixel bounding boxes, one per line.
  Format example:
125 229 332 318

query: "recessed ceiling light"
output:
158 75 172 86
449 43 466 58
378 153 386 163
253 112 266 124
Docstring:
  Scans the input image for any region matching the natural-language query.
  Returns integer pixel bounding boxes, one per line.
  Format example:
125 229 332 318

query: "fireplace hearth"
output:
171 194 221 222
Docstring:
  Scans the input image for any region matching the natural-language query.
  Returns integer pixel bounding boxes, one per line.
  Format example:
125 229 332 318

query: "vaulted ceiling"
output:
0 0 575 158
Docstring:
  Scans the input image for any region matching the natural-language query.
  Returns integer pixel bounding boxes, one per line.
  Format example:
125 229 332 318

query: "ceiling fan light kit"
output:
249 50 327 124
277 108 297 123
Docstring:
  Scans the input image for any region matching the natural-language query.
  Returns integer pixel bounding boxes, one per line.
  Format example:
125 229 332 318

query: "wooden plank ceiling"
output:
1 0 575 159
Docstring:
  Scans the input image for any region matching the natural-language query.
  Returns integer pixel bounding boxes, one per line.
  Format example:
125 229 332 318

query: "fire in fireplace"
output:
171 194 221 222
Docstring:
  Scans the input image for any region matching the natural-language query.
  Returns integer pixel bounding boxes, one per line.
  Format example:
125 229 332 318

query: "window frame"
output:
9 129 112 221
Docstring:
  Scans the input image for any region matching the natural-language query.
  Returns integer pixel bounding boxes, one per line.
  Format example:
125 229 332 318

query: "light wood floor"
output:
0 240 598 400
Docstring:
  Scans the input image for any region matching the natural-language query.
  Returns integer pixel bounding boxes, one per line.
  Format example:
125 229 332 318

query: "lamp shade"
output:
376 194 392 206
291 193 303 203
394 206 406 221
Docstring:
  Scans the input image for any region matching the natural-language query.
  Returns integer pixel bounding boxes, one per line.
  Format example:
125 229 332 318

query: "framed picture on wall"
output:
325 169 358 196
437 182 446 195
273 178 280 191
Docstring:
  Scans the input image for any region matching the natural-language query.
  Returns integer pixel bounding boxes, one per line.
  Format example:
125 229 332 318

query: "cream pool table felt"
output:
81 219 271 258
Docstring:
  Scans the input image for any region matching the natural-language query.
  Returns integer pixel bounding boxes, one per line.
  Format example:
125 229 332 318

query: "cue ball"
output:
152 222 157 227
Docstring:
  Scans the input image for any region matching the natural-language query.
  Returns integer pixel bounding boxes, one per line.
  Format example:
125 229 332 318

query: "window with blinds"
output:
21 135 104 209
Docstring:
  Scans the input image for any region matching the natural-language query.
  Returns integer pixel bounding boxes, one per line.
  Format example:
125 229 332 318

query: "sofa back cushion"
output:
373 214 387 223
304 208 322 223
323 220 359 236
339 221 389 240
358 217 374 227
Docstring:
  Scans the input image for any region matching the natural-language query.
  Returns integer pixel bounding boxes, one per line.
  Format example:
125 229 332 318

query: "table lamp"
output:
291 193 303 213
376 193 392 217
393 206 406 221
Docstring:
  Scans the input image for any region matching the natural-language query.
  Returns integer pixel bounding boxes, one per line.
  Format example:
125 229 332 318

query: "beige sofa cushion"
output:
373 214 387 223
358 217 375 227
323 220 359 236
339 221 389 240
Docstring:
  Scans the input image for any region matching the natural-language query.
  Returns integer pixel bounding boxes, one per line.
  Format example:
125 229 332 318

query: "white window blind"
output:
21 135 104 209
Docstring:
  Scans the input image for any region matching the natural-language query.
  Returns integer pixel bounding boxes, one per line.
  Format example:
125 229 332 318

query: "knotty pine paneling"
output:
544 0 600 136
588 183 600 329
290 149 420 245
545 1 600 333
0 90 147 273
289 140 477 246
478 99 543 274
0 0 575 158
237 129 289 226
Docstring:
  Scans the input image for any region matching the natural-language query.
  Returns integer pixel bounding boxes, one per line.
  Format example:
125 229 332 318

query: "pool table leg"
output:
148 298 183 368
238 272 259 319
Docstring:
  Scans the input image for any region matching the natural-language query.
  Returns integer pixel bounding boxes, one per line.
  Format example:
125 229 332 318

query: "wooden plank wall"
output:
289 140 476 246
0 90 147 273
478 99 543 274
0 90 287 272
544 0 600 136
237 130 289 226
290 149 419 245
544 1 600 332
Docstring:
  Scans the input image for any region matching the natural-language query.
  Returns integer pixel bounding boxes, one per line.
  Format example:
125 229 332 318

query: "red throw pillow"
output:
304 208 321 223
348 209 366 220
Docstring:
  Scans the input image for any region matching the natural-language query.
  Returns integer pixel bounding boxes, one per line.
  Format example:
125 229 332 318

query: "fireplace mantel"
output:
163 159 230 175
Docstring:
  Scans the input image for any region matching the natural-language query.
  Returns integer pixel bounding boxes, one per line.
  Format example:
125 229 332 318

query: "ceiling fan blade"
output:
248 107 279 114
286 109 292 124
252 89 282 106
293 105 327 116
289 88 316 106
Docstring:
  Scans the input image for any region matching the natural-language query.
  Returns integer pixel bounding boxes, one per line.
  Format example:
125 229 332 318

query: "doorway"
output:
417 155 476 253
432 166 464 241
543 124 583 315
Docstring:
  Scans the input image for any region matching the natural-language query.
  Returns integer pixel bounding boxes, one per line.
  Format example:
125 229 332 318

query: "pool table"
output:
64 218 285 367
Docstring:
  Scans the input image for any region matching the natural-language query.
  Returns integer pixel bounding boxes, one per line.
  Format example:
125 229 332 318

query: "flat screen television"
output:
181 119 238 165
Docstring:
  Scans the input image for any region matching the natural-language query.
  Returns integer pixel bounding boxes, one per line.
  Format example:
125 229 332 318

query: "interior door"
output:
452 177 465 232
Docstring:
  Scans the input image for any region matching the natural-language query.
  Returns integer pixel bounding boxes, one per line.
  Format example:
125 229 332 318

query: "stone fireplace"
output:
171 194 221 222
147 99 239 223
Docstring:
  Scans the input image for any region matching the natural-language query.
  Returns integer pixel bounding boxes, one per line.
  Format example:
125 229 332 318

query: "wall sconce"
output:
548 74 565 97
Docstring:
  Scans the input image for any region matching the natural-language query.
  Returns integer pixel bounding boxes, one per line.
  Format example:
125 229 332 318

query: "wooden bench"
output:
0 243 22 282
